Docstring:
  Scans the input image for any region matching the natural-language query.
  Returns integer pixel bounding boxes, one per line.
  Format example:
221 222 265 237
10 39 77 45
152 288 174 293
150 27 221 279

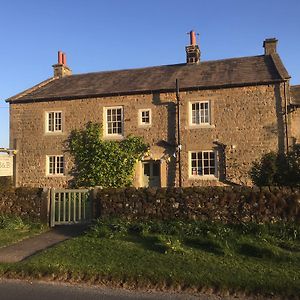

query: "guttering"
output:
7 79 286 105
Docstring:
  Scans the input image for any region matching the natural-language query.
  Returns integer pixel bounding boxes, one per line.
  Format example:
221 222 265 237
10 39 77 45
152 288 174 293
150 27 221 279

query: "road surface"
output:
0 279 227 300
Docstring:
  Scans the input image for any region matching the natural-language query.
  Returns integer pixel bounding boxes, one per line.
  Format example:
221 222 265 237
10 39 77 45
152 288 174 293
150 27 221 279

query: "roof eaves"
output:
9 79 284 104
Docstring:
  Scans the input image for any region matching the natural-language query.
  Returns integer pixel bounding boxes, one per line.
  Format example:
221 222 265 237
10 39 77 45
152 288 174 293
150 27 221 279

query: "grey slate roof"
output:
6 53 290 103
291 85 300 105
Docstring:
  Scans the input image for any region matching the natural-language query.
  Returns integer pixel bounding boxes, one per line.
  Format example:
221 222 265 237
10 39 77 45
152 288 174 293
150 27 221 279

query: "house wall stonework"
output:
291 109 300 144
10 83 285 188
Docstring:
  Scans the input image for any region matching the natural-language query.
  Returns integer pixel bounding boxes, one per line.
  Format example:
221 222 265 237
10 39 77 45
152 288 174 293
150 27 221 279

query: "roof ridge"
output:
66 55 266 78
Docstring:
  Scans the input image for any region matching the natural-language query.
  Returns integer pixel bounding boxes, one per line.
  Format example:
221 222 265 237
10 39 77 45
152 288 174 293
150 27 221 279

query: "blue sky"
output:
1 0 300 147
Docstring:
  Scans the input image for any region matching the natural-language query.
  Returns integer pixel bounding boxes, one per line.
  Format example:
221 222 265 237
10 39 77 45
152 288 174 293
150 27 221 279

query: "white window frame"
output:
189 101 211 126
138 109 151 126
189 150 217 179
104 106 124 137
46 111 63 133
46 155 65 176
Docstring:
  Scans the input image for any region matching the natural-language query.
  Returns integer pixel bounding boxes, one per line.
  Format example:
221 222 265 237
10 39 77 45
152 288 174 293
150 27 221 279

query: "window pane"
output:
106 108 123 135
48 112 54 132
191 101 210 125
190 151 216 177
144 163 150 176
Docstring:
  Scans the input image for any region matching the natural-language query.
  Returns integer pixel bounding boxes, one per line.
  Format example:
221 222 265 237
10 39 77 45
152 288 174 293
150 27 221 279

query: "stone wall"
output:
94 187 300 223
0 187 48 222
290 108 300 144
10 83 285 188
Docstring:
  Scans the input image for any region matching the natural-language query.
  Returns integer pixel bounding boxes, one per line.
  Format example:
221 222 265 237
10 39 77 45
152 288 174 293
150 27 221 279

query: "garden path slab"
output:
0 225 88 263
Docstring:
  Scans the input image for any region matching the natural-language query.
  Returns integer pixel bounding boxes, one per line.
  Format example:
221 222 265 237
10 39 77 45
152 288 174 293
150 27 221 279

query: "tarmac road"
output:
0 279 225 300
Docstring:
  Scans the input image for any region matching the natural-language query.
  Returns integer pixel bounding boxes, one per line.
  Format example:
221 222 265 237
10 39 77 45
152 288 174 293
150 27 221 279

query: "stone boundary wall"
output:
94 187 300 223
1 186 300 224
0 187 49 222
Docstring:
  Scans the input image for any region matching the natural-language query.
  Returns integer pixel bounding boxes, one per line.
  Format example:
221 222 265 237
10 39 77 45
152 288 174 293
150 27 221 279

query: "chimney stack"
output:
186 30 201 64
52 51 72 78
263 38 278 55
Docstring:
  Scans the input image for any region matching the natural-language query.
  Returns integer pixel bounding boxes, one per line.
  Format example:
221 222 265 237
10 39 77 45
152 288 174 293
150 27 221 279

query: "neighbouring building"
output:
5 32 298 188
290 85 300 144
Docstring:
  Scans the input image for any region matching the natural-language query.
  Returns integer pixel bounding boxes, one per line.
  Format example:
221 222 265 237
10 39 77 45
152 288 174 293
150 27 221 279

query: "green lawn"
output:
0 215 46 248
1 219 299 297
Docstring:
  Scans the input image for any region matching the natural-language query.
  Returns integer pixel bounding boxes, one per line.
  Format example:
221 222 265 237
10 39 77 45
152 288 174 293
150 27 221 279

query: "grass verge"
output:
0 215 47 248
0 219 299 297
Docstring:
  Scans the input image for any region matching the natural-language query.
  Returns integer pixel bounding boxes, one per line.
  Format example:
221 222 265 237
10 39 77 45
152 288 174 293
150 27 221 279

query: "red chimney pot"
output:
190 30 196 46
62 53 66 65
58 51 63 64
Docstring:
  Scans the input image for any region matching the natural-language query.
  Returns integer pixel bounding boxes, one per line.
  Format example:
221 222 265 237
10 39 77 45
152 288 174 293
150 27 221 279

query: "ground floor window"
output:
47 155 64 175
190 150 217 177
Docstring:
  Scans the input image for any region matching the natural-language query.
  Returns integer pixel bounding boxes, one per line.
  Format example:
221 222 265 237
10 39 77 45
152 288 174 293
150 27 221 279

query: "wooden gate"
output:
50 189 92 227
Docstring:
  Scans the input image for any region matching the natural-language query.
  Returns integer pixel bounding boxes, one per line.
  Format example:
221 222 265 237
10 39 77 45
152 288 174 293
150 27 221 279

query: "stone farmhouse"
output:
6 32 299 188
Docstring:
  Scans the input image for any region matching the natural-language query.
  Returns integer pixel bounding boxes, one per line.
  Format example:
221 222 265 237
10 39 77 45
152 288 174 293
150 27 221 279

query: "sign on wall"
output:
0 154 13 176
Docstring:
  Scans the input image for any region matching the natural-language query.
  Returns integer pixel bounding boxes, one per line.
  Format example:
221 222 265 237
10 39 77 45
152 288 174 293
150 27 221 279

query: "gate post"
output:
40 188 51 225
50 188 55 227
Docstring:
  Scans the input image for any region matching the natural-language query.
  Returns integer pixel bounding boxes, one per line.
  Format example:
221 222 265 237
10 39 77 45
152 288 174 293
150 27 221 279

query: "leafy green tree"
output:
250 145 300 186
68 122 149 188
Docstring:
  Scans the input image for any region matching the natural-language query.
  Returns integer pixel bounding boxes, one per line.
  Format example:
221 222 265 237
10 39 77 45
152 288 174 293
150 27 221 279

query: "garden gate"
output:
50 189 92 227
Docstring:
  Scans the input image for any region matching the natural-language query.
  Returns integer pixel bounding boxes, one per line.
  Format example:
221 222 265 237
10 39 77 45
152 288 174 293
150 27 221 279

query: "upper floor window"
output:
46 111 62 132
190 101 210 125
47 155 64 176
139 109 151 126
105 106 124 136
190 150 217 177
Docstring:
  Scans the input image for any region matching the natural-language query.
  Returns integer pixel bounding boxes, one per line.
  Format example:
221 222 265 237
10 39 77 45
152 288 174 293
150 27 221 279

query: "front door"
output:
142 161 161 188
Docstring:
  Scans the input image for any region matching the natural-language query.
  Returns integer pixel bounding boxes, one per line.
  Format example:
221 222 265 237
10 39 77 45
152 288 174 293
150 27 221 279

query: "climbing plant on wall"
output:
68 122 149 188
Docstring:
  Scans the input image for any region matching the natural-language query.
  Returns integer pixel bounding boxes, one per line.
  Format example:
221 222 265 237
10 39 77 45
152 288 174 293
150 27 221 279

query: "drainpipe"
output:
176 79 182 187
283 80 289 153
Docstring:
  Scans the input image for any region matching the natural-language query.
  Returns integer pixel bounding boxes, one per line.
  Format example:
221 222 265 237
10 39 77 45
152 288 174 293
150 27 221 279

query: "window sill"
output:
187 124 216 129
104 134 124 140
44 131 65 135
138 124 152 128
189 175 218 181
46 174 66 177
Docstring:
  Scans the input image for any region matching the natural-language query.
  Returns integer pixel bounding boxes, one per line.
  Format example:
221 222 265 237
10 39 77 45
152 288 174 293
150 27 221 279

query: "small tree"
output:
68 122 149 188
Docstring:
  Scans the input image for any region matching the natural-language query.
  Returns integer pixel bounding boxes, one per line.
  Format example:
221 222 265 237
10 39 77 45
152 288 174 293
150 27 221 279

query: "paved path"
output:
0 225 88 263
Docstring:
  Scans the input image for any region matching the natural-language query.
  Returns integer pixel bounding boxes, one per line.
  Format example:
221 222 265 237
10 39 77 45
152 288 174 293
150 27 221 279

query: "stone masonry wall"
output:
94 186 300 223
10 83 285 188
291 108 300 144
0 187 48 222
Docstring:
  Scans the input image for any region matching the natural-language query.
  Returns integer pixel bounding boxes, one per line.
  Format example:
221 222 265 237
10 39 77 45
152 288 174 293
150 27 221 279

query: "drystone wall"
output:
0 187 48 222
94 186 300 223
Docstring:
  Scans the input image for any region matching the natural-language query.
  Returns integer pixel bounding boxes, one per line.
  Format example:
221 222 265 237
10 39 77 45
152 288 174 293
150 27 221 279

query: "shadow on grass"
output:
238 242 276 259
183 237 225 256
123 234 169 254
277 241 300 253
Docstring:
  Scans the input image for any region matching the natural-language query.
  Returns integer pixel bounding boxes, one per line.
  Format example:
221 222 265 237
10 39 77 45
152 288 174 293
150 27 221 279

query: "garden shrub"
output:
68 122 149 188
250 145 300 186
